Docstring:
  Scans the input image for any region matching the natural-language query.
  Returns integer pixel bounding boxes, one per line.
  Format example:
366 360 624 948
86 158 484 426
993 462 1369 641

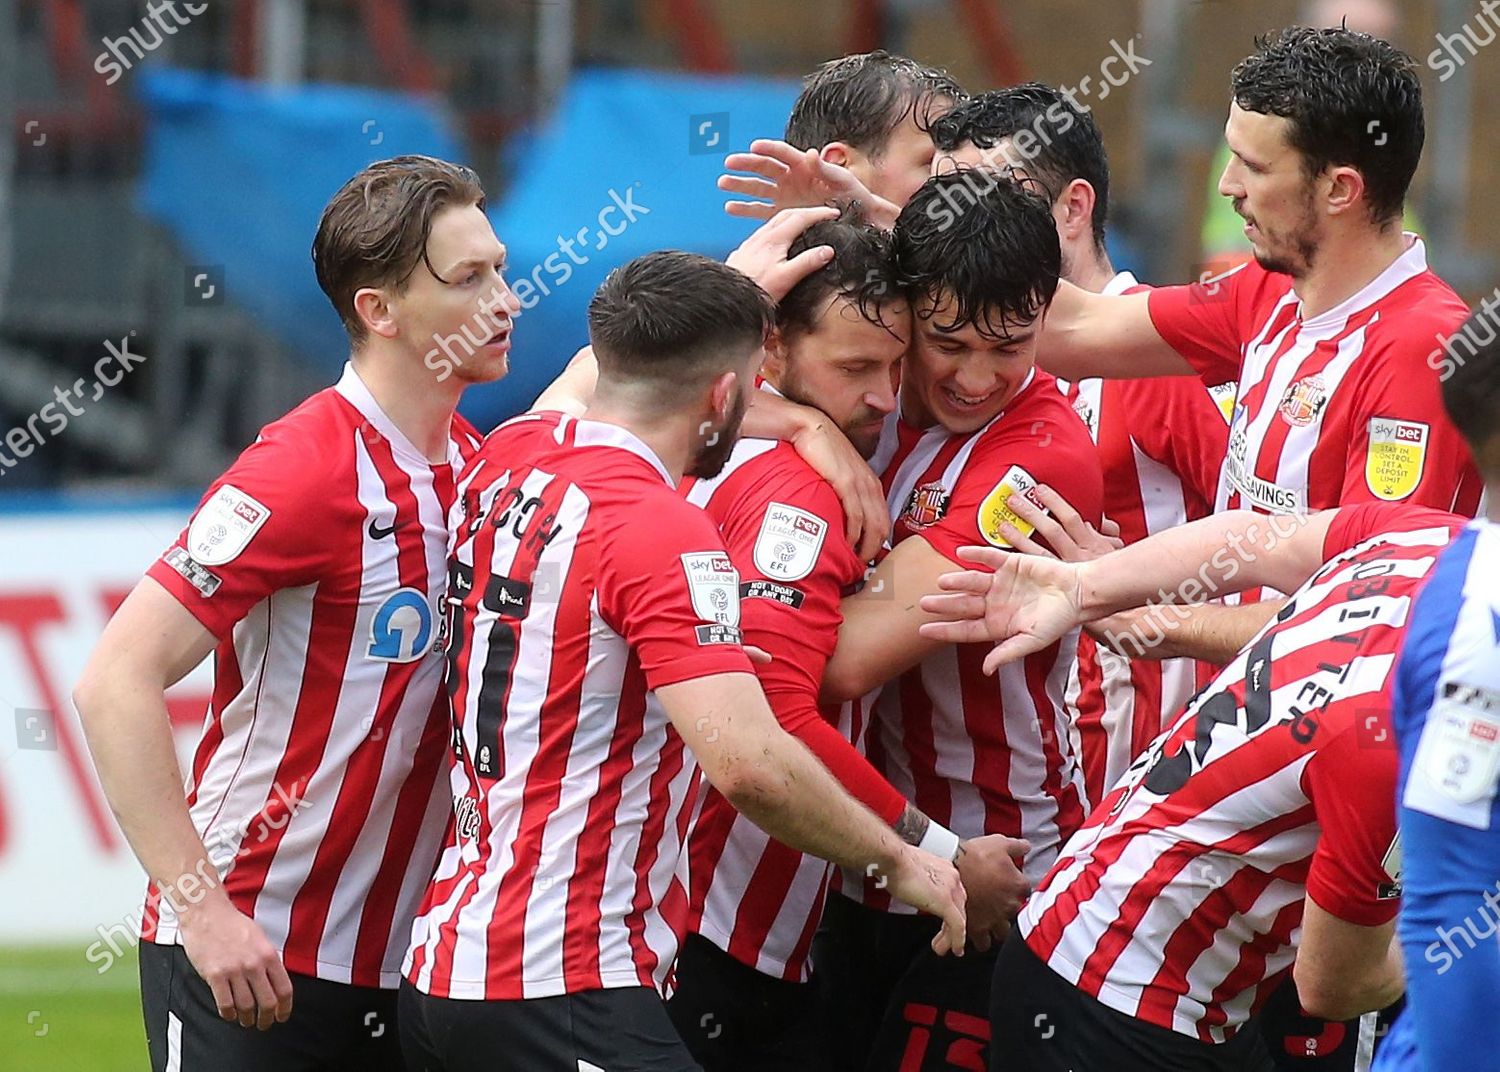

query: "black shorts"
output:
1256 975 1401 1071
813 891 997 1072
665 932 828 1072
139 939 402 1072
398 979 700 1072
989 930 1273 1072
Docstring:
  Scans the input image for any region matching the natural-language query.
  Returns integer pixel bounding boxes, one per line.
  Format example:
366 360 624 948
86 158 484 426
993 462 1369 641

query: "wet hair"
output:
777 207 902 340
588 251 776 405
785 50 964 157
1230 26 1422 226
929 83 1110 250
1439 305 1500 476
893 171 1061 341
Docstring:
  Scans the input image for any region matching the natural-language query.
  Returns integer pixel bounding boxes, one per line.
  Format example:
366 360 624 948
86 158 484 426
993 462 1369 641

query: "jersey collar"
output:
1299 233 1428 330
334 362 443 468
1102 270 1139 296
569 418 676 485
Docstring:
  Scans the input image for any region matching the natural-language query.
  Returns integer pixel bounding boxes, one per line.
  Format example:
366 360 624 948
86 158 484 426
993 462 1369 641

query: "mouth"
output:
483 325 512 353
939 385 1000 414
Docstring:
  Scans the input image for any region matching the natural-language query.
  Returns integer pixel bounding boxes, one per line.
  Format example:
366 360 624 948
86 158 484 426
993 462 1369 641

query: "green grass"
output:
0 945 146 1071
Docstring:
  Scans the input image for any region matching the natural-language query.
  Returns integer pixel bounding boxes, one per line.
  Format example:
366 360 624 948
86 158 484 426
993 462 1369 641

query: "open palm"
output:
918 546 1084 674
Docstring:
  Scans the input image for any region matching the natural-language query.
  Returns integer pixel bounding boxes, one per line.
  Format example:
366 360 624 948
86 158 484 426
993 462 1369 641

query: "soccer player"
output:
918 496 1466 1072
72 156 513 1070
928 83 1236 806
719 50 962 229
666 212 1030 1072
811 173 1104 1071
1374 308 1500 1072
1037 27 1480 521
400 251 967 1072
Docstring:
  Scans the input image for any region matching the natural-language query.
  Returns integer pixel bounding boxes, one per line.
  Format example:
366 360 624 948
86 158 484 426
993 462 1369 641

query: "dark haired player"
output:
1375 308 1500 1072
74 156 512 1070
400 251 967 1072
929 84 1239 807
719 50 962 228
918 493 1461 1072
664 211 1030 1072
811 173 1104 1071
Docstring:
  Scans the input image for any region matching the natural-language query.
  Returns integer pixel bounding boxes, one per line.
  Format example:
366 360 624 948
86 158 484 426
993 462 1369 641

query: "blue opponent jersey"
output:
1375 519 1500 1072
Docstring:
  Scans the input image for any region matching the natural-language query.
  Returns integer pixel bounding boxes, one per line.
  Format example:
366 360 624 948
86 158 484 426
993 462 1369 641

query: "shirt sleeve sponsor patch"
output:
186 484 272 565
164 546 223 597
1405 681 1500 828
695 623 744 646
1378 834 1403 900
752 502 828 583
977 465 1043 548
740 579 806 609
1207 382 1237 424
1365 418 1428 501
680 551 741 627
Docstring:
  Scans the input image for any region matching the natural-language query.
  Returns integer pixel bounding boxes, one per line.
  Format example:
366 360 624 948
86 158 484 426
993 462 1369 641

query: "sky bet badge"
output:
978 465 1044 548
1365 417 1428 500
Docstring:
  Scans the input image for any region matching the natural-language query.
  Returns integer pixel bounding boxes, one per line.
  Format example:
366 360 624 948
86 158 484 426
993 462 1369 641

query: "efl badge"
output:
902 480 950 530
1365 418 1428 501
1415 683 1500 804
752 502 827 583
1277 375 1328 427
680 552 741 627
187 484 271 565
978 465 1044 548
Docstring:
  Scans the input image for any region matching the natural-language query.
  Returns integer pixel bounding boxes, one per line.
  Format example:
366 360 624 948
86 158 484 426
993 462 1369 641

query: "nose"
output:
1217 157 1242 201
867 376 898 415
488 274 522 319
952 362 999 398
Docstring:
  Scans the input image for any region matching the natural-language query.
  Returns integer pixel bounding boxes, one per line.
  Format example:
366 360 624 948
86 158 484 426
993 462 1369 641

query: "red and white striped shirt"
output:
678 437 899 981
1019 503 1463 1041
1060 272 1232 805
844 369 1103 908
404 413 753 1000
143 363 480 987
1148 237 1481 518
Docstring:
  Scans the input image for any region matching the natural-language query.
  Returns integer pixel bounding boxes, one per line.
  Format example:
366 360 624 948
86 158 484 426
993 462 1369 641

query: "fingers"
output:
954 545 1010 572
746 138 814 168
1032 483 1083 534
933 568 998 596
1099 516 1122 539
228 975 257 1028
996 520 1052 558
269 960 295 1024
918 617 1000 645
970 929 994 953
717 175 780 200
721 152 789 180
248 968 280 1030
724 200 776 220
763 204 840 236
1008 837 1032 860
743 644 773 665
208 972 237 1023
779 244 837 284
981 636 1045 676
917 591 988 620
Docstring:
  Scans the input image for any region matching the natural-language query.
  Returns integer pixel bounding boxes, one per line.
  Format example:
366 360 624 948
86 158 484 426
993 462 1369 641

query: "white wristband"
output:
917 820 962 863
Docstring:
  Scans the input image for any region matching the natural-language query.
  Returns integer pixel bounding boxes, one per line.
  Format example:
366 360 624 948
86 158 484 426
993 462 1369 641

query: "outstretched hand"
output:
917 546 1086 674
719 140 901 229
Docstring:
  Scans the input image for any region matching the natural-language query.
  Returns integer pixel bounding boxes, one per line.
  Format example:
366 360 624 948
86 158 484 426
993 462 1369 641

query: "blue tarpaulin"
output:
136 66 800 431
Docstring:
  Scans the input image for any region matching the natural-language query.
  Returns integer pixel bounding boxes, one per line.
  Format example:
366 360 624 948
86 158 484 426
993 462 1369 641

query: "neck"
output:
1066 244 1117 295
350 345 464 463
579 400 689 482
1294 224 1410 320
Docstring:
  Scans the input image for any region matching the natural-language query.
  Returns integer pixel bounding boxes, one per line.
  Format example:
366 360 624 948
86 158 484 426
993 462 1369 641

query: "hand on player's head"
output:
917 546 1085 674
726 206 839 302
720 139 899 228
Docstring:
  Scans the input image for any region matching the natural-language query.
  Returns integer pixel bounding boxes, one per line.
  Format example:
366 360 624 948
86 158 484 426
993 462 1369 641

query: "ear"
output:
707 368 740 422
1324 165 1366 218
761 329 789 383
820 141 855 169
1056 179 1096 244
352 286 400 340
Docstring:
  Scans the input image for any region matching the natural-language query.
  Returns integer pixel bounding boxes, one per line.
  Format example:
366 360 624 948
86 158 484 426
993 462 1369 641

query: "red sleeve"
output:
599 495 754 691
1302 718 1401 926
1116 376 1231 515
920 384 1104 566
716 459 905 824
1146 262 1264 387
1320 502 1464 562
145 426 338 639
1335 312 1481 510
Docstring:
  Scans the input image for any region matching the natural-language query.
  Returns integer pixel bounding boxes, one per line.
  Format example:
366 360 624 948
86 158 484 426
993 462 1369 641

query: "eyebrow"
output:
441 249 508 277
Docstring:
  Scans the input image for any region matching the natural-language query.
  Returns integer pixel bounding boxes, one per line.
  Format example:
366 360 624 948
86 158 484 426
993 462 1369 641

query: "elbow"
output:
713 759 791 822
1292 967 1377 1023
819 658 870 705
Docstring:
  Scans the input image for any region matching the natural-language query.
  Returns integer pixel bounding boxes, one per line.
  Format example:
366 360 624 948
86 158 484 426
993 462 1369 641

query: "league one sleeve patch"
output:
752 502 828 584
187 484 272 565
680 551 742 644
978 465 1044 548
1405 681 1500 829
1365 418 1428 501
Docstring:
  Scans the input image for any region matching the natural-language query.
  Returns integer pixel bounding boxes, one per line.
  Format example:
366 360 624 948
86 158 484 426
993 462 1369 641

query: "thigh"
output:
865 937 996 1072
140 941 384 1072
571 987 703 1072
